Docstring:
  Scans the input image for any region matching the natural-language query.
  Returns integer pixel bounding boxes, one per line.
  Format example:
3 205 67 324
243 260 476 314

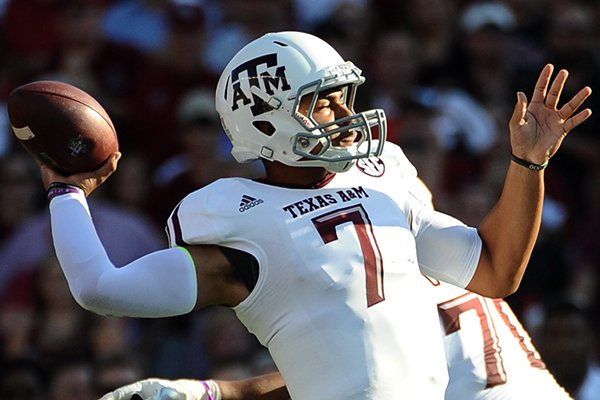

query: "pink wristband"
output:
201 381 217 400
47 182 84 202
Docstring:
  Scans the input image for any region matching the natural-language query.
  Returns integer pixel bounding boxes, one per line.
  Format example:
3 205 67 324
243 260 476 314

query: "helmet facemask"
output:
290 76 387 173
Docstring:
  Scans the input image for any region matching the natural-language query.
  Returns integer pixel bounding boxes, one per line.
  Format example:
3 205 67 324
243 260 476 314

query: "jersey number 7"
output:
312 204 385 307
438 294 546 388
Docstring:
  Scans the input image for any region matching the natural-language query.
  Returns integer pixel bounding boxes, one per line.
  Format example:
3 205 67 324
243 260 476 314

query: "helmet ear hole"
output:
253 120 276 136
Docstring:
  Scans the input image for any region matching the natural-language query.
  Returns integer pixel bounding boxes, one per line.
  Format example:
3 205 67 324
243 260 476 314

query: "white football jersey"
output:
408 172 573 399
426 277 573 400
166 142 481 400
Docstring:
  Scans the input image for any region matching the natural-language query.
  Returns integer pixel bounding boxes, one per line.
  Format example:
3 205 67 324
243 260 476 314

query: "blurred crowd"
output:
0 0 599 398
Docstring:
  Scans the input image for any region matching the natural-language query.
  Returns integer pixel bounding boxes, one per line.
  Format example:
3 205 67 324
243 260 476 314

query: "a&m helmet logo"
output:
229 53 291 117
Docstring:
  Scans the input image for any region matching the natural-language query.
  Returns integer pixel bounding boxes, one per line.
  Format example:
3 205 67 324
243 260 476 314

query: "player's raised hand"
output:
509 64 592 166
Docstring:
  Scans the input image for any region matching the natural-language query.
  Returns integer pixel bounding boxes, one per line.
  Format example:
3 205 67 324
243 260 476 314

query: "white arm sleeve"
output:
414 208 482 288
49 191 197 317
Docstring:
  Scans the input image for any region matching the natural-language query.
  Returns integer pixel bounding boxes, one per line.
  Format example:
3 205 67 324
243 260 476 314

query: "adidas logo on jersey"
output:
239 194 264 212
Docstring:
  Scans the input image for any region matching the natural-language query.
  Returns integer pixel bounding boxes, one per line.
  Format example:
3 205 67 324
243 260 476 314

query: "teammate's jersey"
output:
426 278 573 400
166 142 481 400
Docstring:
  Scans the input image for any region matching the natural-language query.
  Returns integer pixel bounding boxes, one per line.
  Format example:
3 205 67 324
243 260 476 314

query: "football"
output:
7 80 119 175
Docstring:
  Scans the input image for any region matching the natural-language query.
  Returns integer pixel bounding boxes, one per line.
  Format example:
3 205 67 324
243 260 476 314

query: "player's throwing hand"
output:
509 63 592 166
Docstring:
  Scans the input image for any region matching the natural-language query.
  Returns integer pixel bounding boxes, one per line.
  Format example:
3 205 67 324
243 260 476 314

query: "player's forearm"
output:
471 162 544 297
217 372 289 400
49 188 197 317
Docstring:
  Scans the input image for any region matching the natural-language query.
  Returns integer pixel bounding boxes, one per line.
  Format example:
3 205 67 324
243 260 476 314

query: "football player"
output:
40 31 591 399
101 179 573 400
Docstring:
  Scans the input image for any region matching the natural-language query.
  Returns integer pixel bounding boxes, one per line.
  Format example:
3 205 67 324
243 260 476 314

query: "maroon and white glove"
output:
99 378 221 400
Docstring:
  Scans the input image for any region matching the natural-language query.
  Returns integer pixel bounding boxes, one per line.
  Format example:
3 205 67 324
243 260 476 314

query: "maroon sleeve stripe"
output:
169 203 187 247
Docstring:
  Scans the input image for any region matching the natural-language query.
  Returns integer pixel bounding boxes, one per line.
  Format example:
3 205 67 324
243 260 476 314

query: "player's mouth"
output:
333 130 359 147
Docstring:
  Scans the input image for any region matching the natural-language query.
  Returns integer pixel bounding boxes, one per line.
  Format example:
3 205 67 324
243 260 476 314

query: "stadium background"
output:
0 0 598 398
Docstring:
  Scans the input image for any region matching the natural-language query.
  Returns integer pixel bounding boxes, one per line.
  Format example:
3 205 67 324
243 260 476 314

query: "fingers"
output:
530 64 554 104
99 383 143 400
93 152 121 188
98 388 125 400
559 86 593 120
157 388 185 399
562 108 593 134
528 64 592 136
509 91 528 129
98 151 121 177
110 151 122 164
545 69 568 109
